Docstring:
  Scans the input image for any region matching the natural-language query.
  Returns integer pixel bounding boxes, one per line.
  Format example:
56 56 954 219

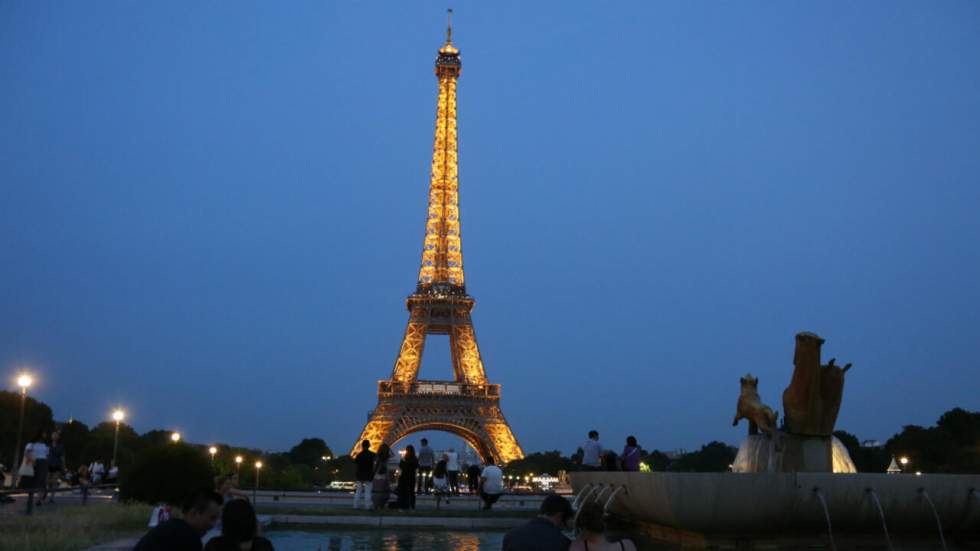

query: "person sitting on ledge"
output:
503 493 574 551
134 489 222 551
569 500 636 551
203 498 274 551
478 457 504 511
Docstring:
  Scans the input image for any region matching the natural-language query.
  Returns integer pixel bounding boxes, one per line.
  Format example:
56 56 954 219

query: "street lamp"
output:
209 446 217 465
899 456 910 472
171 432 181 443
253 461 263 502
111 409 125 466
10 373 32 488
235 455 243 475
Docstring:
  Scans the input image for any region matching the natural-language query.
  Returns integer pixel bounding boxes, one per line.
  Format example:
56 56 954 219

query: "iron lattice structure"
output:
351 19 524 464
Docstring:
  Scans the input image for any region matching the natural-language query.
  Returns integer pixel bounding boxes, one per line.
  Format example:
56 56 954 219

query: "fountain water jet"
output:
867 488 894 551
813 488 837 551
919 488 947 551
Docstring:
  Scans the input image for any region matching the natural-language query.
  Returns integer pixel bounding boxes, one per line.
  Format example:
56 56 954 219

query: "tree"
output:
288 438 334 468
82 421 140 468
0 391 54 467
57 420 90 470
644 449 671 471
120 443 214 505
504 451 577 477
669 442 737 472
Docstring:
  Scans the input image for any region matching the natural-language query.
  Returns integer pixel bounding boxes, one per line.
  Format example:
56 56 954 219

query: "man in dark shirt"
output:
133 489 222 551
353 439 376 509
503 493 574 551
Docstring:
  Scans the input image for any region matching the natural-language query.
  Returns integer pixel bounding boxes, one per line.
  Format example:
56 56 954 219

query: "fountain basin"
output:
570 471 980 535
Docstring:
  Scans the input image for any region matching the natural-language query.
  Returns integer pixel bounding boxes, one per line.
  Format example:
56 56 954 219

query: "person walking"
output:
25 431 49 506
620 436 641 472
503 493 574 550
352 440 375 510
445 447 460 494
581 430 603 470
569 500 637 551
416 438 434 494
396 445 419 511
44 430 65 503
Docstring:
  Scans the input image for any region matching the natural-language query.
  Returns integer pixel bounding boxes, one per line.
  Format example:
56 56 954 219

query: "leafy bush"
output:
120 443 213 505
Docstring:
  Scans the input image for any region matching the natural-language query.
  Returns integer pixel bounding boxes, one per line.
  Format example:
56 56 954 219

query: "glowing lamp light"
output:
235 456 243 464
255 461 263 469
17 374 32 389
899 456 909 466
209 446 217 456
171 432 181 443
915 471 922 476
112 409 125 422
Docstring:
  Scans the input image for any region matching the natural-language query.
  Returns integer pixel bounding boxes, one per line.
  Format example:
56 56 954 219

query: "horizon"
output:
2 2 979 457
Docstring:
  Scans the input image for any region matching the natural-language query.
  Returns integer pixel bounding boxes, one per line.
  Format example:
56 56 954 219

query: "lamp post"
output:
209 446 217 466
10 374 32 488
235 455 243 475
899 456 910 473
253 461 263 502
170 432 181 444
111 409 125 466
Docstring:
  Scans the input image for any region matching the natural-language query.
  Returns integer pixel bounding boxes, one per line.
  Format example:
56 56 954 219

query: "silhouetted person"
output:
581 430 602 470
620 436 641 472
417 438 434 494
134 489 222 551
479 458 504 510
203 498 274 551
396 445 419 510
503 493 574 551
353 440 375 510
570 500 637 551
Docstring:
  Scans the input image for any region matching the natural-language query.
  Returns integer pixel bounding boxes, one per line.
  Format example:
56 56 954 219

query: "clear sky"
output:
2 1 979 456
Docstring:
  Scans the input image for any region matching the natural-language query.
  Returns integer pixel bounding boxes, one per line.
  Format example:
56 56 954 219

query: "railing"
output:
0 483 117 515
378 380 500 398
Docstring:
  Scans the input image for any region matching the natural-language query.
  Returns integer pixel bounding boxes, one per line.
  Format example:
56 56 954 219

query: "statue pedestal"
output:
733 433 855 473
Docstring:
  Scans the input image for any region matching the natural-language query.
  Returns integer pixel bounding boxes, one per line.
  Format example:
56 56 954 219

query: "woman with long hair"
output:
396 445 419 511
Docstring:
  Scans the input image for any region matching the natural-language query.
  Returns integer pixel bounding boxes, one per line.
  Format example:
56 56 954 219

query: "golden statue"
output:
782 332 852 436
733 374 778 434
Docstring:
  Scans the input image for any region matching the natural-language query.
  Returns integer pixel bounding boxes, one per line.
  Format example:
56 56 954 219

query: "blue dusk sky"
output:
2 2 979 456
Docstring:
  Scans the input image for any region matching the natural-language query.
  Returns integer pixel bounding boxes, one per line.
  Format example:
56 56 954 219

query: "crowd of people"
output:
6 429 120 506
352 437 506 512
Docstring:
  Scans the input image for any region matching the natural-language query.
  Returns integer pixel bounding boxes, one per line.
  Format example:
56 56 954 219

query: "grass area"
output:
255 505 533 518
0 503 151 551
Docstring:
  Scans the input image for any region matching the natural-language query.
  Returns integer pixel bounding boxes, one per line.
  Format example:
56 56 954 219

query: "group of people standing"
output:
10 429 119 506
352 438 505 511
580 431 642 472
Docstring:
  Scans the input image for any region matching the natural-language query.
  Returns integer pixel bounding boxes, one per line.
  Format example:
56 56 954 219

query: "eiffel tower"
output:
351 14 524 463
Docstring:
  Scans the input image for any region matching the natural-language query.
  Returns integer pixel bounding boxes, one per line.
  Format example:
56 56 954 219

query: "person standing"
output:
371 464 392 511
620 436 641 472
396 445 419 511
416 438 434 494
445 447 460 494
478 458 504 510
25 431 49 506
352 440 376 510
581 430 603 470
89 458 105 484
503 493 574 550
466 461 481 493
43 430 65 503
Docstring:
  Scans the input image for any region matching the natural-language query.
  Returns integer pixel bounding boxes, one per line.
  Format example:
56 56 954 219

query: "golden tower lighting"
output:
351 10 523 465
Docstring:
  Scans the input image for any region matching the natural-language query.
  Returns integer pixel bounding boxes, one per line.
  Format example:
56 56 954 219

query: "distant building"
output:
664 448 688 460
861 439 882 448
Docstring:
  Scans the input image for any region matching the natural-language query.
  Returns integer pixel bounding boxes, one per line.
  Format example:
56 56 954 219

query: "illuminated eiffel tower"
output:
351 13 524 463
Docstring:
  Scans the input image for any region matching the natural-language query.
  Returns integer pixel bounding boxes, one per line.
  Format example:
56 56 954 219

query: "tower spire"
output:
446 8 453 46
420 14 462 293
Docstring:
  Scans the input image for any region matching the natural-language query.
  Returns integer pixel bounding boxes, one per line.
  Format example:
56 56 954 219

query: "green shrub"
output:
120 443 213 505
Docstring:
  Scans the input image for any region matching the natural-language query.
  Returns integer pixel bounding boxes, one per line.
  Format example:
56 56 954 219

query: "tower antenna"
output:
446 8 453 45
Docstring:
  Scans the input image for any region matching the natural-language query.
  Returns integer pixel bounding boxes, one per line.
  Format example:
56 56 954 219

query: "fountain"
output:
570 332 980 548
